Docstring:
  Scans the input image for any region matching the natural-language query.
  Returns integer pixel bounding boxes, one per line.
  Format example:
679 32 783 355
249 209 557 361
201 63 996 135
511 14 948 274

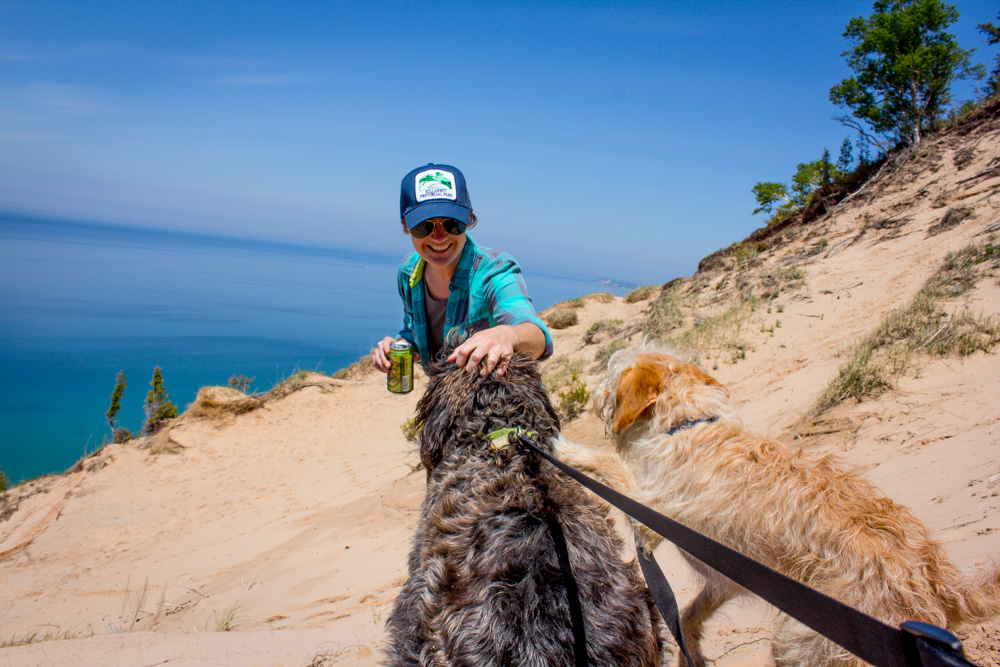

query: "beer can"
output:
387 339 414 394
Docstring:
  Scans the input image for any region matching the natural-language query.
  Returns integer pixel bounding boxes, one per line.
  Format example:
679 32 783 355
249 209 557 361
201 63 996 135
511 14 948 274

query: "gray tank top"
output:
425 286 448 361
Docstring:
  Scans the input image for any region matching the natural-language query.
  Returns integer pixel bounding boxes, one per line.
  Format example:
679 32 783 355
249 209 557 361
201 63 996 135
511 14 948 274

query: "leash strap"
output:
635 537 694 666
544 511 590 667
512 434 977 667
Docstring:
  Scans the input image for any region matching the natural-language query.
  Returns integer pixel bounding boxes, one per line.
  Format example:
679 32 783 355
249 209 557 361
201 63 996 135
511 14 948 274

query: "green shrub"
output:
400 417 422 443
112 428 134 444
558 373 590 419
0 466 8 493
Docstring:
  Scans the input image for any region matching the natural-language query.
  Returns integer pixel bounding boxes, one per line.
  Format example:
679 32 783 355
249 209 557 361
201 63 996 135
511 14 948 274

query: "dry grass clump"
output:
267 370 321 400
545 307 578 329
584 318 624 345
810 239 1000 418
142 428 185 455
625 285 659 303
185 386 262 420
927 205 975 236
333 351 379 380
588 291 615 303
757 265 806 300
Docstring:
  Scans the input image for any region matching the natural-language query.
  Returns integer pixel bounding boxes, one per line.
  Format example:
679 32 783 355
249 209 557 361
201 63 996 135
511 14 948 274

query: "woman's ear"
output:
612 363 661 434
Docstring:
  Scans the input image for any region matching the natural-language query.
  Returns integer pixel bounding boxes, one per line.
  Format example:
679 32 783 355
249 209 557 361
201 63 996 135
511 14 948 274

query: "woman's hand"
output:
371 336 397 373
447 323 545 376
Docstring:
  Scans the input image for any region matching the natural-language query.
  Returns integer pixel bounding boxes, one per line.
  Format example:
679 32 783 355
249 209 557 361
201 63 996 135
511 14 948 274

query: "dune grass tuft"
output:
810 238 1000 418
545 307 578 329
625 285 659 303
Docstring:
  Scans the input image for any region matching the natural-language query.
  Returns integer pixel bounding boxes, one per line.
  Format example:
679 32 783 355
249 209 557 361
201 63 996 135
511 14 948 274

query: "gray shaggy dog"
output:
384 353 664 667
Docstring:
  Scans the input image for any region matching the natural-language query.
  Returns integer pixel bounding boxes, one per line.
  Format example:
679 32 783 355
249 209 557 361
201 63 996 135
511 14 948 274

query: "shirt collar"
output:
450 233 477 290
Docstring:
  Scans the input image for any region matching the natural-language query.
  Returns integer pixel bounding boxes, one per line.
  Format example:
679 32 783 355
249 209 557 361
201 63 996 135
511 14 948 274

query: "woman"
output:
372 163 552 377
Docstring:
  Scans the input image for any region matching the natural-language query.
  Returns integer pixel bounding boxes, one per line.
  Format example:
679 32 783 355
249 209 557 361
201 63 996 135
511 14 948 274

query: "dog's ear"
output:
613 363 661 433
682 362 726 391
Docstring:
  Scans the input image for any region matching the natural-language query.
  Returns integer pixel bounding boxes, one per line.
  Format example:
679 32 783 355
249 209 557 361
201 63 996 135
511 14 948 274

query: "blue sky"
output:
2 0 997 284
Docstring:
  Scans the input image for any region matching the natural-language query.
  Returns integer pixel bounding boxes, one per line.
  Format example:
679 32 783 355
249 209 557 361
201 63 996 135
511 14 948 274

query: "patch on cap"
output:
414 169 457 203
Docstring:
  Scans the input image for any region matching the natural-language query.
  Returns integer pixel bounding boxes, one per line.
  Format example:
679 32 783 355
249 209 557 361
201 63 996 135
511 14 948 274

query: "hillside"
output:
2 100 1000 665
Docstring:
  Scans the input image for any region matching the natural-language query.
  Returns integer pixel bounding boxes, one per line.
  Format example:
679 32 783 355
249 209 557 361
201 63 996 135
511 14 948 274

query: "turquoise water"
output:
0 213 620 483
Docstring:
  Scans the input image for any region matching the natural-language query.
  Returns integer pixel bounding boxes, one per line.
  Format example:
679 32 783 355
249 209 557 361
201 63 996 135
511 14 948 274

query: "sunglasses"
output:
410 217 466 239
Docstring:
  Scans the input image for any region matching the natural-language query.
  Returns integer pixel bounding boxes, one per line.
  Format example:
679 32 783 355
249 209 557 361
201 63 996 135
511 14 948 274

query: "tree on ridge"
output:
830 0 982 150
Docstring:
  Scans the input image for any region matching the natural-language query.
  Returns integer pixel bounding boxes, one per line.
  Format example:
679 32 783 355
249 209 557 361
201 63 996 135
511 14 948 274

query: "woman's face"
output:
407 217 466 271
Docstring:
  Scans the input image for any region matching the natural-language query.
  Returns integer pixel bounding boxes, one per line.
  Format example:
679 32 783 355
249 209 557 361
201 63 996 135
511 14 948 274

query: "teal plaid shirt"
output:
396 234 553 367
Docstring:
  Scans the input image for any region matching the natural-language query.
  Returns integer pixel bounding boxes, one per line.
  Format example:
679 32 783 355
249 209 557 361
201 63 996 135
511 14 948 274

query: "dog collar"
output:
666 416 719 436
484 427 536 450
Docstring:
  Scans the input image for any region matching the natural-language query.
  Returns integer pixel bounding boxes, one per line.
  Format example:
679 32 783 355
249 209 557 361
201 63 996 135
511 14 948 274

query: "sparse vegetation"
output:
545 307 578 329
625 285 659 303
212 602 242 632
227 374 254 393
810 239 1000 417
400 417 422 443
543 357 586 398
645 293 685 338
557 372 590 419
594 339 628 370
0 466 8 493
757 265 806 300
670 298 762 365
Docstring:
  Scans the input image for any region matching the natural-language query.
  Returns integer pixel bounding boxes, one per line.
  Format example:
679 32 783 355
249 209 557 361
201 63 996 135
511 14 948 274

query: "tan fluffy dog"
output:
554 346 999 666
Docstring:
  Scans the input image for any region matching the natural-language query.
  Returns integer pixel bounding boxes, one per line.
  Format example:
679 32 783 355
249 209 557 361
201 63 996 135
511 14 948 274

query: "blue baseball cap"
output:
400 163 472 229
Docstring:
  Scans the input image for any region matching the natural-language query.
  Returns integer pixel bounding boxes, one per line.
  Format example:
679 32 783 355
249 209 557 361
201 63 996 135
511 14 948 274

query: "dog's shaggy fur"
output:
555 345 1000 667
385 355 663 667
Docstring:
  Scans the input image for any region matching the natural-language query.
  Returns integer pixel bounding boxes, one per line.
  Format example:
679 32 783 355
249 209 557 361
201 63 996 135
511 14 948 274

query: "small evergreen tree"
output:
820 148 832 186
106 370 127 433
144 366 178 434
837 137 854 175
106 369 134 443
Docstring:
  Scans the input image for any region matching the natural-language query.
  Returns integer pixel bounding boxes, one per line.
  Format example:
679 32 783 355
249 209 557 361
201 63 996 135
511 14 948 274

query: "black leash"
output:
544 511 590 667
635 538 695 666
512 434 977 667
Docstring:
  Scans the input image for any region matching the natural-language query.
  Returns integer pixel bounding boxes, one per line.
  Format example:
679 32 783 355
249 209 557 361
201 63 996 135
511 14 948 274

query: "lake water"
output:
0 213 625 483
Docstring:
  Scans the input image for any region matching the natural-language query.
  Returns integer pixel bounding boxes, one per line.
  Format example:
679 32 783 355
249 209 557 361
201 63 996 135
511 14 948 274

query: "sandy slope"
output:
2 105 1000 665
